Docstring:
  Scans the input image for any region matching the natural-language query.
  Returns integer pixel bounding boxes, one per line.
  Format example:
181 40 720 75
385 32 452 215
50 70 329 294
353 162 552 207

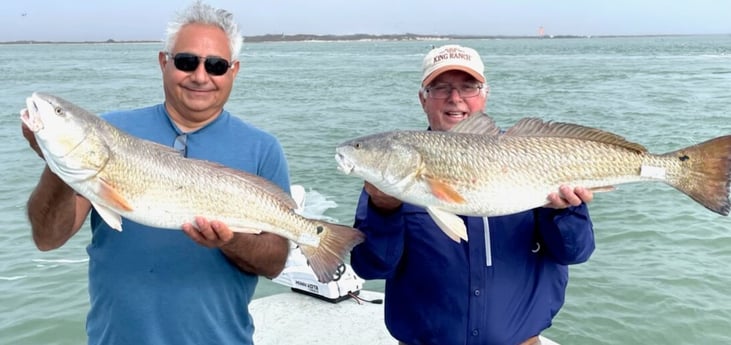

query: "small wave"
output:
295 186 339 223
0 276 26 281
32 258 89 264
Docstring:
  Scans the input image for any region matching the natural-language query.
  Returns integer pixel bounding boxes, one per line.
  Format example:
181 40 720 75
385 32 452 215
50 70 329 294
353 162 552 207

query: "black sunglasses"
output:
166 52 232 76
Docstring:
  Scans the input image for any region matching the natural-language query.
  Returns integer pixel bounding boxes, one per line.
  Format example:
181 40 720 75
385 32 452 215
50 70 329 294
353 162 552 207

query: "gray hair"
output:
163 0 243 61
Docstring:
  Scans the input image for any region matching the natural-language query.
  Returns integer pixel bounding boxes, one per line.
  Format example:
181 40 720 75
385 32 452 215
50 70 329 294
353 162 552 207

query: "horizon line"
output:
2 32 728 45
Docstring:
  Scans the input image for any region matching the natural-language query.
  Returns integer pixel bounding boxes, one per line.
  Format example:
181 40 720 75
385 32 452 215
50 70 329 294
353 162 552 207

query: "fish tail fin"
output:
665 135 731 216
298 222 365 283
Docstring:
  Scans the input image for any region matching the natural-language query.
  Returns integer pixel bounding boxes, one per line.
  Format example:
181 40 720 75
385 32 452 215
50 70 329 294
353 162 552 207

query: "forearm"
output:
536 204 595 264
350 191 406 279
220 232 289 278
27 167 83 251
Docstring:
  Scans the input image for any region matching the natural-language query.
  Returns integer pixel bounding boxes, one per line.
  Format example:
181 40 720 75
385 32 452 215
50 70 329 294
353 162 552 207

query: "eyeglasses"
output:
174 134 188 157
423 83 484 99
166 52 232 76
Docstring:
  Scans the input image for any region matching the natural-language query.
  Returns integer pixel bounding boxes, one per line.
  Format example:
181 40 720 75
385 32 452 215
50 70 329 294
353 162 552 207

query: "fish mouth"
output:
334 153 354 175
20 96 43 132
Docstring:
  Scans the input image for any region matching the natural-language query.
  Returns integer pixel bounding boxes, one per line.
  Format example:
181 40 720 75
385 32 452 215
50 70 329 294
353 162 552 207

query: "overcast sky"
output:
2 0 730 42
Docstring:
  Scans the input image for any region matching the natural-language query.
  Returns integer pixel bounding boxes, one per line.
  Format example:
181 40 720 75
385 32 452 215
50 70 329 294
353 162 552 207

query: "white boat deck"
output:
250 290 559 345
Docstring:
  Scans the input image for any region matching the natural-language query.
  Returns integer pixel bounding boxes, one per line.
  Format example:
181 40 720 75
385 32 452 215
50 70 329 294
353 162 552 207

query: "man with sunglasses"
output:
21 2 289 345
350 44 597 345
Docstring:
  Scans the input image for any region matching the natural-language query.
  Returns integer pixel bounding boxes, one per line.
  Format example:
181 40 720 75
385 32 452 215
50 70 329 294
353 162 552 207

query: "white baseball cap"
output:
421 44 485 87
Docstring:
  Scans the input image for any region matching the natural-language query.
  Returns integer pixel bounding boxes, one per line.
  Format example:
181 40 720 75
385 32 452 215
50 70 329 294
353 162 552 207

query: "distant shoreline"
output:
1 33 725 45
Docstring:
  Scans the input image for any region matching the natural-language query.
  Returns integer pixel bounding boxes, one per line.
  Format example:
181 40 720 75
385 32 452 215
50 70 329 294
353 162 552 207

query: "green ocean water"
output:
0 35 730 344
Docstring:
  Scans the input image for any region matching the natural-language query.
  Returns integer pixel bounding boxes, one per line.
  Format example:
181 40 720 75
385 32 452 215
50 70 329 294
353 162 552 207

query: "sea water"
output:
1 35 730 344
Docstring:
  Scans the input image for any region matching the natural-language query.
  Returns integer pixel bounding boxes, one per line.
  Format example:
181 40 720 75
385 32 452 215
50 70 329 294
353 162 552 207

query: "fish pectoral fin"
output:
229 227 262 235
92 202 123 231
97 178 133 212
425 178 465 204
589 185 616 193
426 207 468 242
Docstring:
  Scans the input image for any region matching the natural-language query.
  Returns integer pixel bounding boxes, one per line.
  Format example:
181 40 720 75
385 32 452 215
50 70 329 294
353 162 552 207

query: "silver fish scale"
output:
27 92 365 283
382 131 670 216
338 116 730 218
71 118 318 240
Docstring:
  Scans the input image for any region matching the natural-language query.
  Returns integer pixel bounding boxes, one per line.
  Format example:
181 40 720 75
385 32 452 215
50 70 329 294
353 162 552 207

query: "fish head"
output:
21 92 93 160
20 92 109 183
335 131 422 194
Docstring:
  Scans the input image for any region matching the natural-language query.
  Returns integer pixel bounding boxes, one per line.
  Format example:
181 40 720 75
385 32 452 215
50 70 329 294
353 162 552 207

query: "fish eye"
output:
354 143 362 149
54 106 64 116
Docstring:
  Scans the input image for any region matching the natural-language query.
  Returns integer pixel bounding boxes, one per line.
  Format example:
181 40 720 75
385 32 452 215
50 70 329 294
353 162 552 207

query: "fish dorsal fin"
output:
504 117 648 153
196 159 298 210
141 137 186 156
449 112 501 135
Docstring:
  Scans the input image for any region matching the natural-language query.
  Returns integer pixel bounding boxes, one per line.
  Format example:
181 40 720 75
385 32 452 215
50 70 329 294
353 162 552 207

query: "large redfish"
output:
335 113 731 242
21 92 364 283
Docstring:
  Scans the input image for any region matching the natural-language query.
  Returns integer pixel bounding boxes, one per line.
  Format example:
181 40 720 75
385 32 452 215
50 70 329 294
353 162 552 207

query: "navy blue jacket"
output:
350 190 595 345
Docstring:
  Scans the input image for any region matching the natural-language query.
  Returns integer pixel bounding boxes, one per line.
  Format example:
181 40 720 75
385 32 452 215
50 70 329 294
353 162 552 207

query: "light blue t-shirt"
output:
85 104 291 345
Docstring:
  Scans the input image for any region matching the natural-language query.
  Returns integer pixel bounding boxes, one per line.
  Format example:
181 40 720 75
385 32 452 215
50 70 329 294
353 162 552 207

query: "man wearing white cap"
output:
419 44 487 131
351 44 596 345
